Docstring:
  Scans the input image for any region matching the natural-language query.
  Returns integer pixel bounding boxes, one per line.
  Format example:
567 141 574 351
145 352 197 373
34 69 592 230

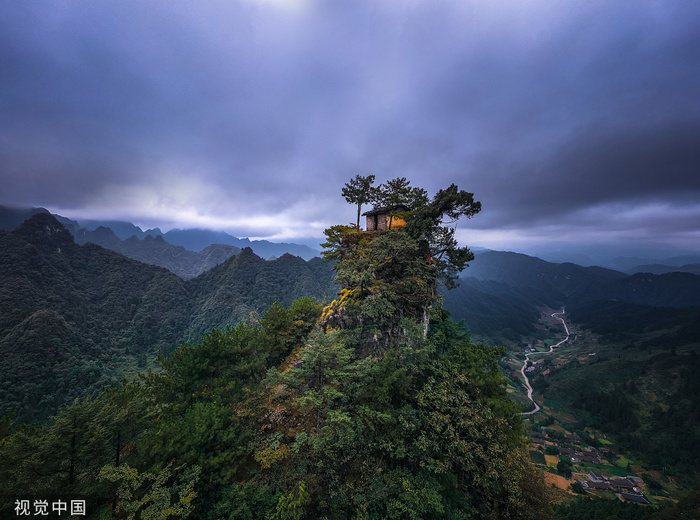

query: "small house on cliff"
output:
362 205 408 231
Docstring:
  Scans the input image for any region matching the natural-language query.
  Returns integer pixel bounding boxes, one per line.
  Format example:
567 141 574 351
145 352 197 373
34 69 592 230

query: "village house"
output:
565 432 582 443
588 471 604 482
620 492 651 505
609 478 636 491
573 452 600 464
363 205 408 231
559 447 577 458
580 480 613 491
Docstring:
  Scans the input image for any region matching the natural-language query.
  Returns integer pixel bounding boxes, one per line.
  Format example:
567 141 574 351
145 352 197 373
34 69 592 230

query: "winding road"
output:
520 309 570 415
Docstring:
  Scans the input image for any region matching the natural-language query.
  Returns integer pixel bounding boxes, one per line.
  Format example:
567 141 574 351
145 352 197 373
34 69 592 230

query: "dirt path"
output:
521 309 569 415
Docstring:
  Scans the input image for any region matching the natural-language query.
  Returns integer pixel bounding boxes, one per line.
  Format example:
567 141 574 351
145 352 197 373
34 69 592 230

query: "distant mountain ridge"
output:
67 216 321 260
160 228 320 260
462 250 700 307
0 205 321 262
625 263 700 276
73 226 242 279
445 249 700 345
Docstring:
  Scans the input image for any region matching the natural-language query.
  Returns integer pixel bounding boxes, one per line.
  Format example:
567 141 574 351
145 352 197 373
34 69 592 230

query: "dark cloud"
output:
473 117 700 229
1 0 699 251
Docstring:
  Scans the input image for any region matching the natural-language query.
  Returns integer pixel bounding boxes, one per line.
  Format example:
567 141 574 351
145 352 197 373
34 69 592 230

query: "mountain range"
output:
2 211 700 424
0 205 321 267
0 213 335 423
73 226 242 279
444 250 700 344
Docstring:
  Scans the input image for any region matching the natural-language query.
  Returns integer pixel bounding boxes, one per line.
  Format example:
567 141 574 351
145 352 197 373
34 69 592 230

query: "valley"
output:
503 305 700 512
519 310 570 415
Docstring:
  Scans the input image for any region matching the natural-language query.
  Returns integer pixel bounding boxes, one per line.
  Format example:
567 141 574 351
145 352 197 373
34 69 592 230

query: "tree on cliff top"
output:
341 174 376 228
326 178 482 289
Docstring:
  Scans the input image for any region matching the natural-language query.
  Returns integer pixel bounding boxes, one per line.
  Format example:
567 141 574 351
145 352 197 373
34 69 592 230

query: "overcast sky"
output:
2 0 699 254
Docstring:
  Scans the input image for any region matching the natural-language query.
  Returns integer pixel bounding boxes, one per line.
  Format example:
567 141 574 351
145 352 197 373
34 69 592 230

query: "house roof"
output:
621 493 650 504
526 430 546 439
610 479 636 489
585 481 613 490
362 204 409 217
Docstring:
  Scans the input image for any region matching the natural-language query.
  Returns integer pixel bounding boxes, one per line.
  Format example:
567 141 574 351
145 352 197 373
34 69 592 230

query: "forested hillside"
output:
0 214 335 423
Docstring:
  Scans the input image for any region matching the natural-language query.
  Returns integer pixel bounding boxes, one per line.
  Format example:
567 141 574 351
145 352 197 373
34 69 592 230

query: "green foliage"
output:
98 462 200 519
331 177 481 290
260 298 323 361
332 229 438 339
248 302 549 519
342 174 376 228
546 445 560 455
0 296 551 519
556 460 573 478
269 480 310 520
0 383 150 518
553 497 658 520
370 176 429 210
570 481 586 494
320 224 356 261
404 183 481 288
546 344 700 473
530 450 547 464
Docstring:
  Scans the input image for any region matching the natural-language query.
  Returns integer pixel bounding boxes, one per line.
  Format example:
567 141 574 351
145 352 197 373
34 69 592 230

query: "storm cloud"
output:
1 0 699 252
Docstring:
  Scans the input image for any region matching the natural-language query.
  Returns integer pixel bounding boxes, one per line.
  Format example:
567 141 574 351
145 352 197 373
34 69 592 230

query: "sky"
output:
2 0 700 256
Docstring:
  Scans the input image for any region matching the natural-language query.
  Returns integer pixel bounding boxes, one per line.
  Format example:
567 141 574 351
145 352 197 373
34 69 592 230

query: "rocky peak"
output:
13 213 76 253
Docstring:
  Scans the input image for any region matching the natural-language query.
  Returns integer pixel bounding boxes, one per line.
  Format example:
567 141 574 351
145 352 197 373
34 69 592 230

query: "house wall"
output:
366 215 378 231
365 213 407 231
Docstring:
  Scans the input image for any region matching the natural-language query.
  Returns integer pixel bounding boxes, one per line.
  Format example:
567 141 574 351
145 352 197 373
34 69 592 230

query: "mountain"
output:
72 219 321 260
463 250 700 307
466 250 627 295
65 217 163 240
0 214 336 423
161 228 321 260
5 217 699 424
0 205 49 231
0 213 192 422
625 263 700 275
441 278 554 344
74 226 241 279
567 299 700 343
608 253 700 272
596 271 700 307
1 206 322 262
186 249 336 340
442 250 700 348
